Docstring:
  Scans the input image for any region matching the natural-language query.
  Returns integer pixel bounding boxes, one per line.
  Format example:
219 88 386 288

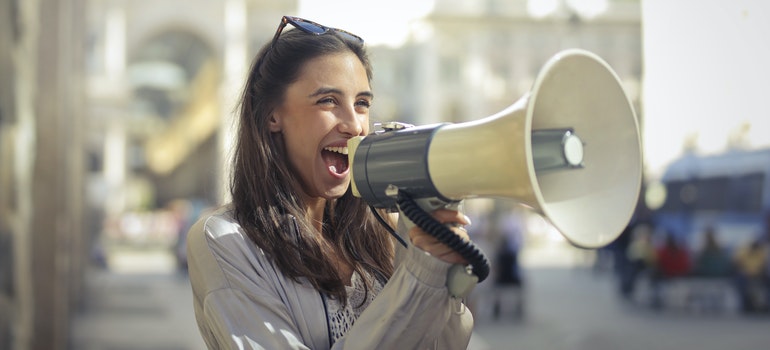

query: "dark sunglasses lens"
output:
294 20 326 34
336 31 363 44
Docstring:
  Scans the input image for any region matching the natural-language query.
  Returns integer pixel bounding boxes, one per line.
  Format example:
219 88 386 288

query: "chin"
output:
325 189 347 200
323 183 351 200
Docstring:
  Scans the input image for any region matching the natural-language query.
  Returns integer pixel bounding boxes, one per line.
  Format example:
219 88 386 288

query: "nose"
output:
338 107 365 136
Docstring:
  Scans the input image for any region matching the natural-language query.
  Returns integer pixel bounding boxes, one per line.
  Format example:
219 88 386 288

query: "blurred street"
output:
70 246 205 350
70 243 770 350
469 268 770 350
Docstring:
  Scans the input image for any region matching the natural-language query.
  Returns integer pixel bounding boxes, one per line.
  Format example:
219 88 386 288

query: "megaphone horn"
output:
348 48 642 249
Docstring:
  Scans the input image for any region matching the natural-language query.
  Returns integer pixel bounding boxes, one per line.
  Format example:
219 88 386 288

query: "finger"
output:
409 229 471 265
452 226 470 241
414 240 468 264
438 252 467 265
409 230 442 248
430 209 472 226
408 223 470 246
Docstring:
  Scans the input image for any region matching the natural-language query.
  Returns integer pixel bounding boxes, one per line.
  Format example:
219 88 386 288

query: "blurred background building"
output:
1 0 769 349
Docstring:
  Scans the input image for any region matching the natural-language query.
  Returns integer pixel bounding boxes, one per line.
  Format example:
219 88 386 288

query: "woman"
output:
186 16 474 349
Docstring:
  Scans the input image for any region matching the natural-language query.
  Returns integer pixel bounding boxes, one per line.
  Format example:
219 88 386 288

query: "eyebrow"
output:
308 87 374 99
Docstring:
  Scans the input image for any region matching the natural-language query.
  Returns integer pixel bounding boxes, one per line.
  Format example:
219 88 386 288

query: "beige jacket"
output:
187 206 473 349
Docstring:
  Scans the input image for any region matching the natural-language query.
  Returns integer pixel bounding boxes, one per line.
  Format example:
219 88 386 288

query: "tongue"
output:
322 150 348 174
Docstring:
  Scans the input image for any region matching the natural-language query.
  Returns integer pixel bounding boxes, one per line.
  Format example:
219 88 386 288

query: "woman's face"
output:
271 51 371 200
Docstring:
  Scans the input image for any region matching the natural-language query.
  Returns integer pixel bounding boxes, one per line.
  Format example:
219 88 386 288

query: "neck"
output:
302 195 353 283
302 196 327 232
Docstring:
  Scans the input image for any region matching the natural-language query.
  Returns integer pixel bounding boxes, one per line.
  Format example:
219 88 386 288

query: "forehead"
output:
294 52 370 90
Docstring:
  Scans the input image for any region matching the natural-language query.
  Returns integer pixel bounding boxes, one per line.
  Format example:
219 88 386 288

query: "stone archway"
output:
126 30 221 207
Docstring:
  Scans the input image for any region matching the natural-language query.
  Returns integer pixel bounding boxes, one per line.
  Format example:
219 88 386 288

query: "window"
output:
726 173 764 213
661 173 764 214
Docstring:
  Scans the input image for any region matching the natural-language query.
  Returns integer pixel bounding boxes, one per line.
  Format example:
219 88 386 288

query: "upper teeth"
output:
324 146 348 155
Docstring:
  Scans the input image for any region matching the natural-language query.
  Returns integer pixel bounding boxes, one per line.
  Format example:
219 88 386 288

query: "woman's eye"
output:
318 97 336 105
355 99 371 108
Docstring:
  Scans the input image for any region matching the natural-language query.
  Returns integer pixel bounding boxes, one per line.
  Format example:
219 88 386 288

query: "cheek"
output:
286 133 315 161
284 123 325 158
362 117 371 135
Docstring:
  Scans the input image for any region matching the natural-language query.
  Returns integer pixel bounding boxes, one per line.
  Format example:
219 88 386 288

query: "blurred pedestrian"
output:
464 205 495 321
732 237 768 313
650 232 691 308
655 232 692 277
492 208 525 320
763 212 770 309
690 226 732 311
620 223 656 300
692 227 731 278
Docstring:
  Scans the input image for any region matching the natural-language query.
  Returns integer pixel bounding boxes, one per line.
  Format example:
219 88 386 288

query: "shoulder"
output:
186 205 277 291
187 205 254 253
187 206 308 311
188 204 278 262
186 207 329 349
192 205 239 238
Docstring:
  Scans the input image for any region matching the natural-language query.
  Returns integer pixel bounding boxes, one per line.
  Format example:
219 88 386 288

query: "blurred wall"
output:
0 1 17 346
1 0 296 347
369 0 642 128
0 0 88 349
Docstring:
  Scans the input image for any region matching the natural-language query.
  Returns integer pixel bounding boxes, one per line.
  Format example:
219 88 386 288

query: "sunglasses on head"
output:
270 16 364 48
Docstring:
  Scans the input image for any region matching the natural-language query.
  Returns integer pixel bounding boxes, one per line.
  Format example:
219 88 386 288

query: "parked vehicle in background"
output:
629 148 770 311
647 148 770 252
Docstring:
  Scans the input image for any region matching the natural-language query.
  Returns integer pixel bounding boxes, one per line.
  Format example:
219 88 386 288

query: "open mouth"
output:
322 146 349 175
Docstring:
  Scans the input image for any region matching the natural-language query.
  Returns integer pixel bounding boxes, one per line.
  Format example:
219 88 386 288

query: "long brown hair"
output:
231 28 395 302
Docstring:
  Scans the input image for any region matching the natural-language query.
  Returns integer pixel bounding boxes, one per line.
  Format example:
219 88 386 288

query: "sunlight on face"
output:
272 52 371 200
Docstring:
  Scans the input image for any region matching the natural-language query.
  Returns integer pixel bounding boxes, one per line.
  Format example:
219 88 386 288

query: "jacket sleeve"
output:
333 244 474 349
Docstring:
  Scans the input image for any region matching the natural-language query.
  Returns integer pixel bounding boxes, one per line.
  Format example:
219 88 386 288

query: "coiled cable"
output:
395 190 490 283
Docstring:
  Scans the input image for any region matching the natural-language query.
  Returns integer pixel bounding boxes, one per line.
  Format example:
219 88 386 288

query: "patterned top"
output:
324 271 384 344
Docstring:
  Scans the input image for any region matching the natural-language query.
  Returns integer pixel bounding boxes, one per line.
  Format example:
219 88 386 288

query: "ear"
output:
268 112 282 132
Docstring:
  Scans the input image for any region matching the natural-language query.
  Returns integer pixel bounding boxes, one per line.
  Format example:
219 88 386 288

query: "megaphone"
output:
348 49 642 287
